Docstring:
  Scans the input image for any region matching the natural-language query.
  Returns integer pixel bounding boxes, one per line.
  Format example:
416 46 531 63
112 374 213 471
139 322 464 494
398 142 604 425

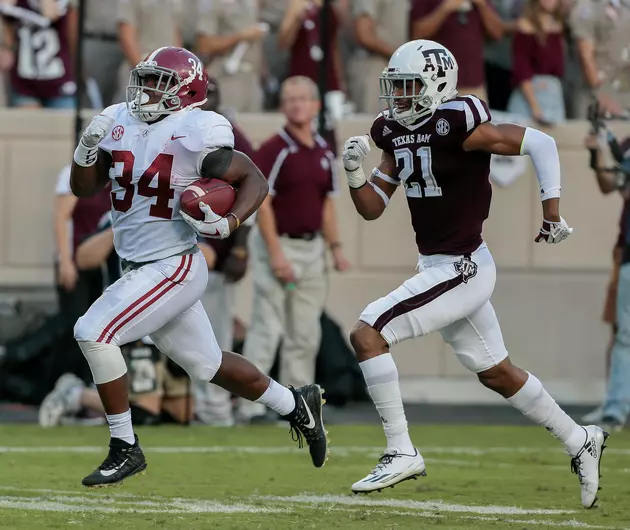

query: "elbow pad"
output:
520 127 561 200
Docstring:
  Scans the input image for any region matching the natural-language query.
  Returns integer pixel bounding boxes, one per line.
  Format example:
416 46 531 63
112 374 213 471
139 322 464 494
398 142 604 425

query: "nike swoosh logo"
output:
171 135 186 141
100 458 128 477
301 396 316 429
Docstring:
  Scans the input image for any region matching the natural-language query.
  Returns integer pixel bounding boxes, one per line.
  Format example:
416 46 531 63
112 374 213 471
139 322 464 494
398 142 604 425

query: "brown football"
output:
180 179 236 220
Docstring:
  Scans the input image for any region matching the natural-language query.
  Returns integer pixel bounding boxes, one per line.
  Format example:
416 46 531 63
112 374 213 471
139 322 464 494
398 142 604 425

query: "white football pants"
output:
74 251 223 383
360 243 508 373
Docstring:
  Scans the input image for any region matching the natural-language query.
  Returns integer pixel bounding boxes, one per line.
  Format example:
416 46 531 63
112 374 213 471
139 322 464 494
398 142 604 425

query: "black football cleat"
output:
82 435 147 488
282 384 329 468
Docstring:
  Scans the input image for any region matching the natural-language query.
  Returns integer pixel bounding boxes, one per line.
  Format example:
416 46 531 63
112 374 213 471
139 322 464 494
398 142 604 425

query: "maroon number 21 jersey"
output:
371 95 493 256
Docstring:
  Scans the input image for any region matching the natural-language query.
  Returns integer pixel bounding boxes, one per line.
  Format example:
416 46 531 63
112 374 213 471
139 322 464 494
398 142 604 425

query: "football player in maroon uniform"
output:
342 39 606 509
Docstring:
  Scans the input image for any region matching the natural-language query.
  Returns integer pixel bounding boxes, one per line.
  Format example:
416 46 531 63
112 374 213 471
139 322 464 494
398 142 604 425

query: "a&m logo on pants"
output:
454 256 478 283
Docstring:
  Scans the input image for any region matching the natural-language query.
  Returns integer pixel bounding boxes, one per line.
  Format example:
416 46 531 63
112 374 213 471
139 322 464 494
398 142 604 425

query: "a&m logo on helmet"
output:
421 49 456 73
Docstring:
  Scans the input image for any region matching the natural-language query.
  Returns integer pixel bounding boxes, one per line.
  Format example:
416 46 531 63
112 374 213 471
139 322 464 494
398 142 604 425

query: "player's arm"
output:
70 114 115 198
202 149 268 230
463 122 573 244
343 135 398 221
70 149 111 198
182 149 268 240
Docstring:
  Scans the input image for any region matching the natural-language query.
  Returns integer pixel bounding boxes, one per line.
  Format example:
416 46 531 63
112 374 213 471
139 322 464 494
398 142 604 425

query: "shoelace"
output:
570 455 585 484
370 453 398 475
288 402 321 449
100 446 132 470
570 441 589 485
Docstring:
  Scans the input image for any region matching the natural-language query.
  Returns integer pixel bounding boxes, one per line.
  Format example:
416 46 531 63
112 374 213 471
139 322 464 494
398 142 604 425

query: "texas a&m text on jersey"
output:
370 95 492 255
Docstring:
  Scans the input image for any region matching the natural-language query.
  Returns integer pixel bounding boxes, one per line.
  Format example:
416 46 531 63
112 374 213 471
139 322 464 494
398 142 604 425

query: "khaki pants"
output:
196 271 236 424
239 229 327 419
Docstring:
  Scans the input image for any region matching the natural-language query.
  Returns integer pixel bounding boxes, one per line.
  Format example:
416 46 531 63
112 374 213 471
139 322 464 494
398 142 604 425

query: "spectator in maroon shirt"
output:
279 0 344 93
2 0 77 109
238 75 350 422
507 0 566 124
411 0 503 100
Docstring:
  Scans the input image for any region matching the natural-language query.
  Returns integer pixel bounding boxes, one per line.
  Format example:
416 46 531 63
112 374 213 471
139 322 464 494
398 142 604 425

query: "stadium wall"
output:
0 109 624 404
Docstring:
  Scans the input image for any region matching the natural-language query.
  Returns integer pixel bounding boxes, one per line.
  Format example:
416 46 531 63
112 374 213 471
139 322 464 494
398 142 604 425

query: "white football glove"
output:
180 202 232 240
342 135 371 172
73 114 114 167
535 216 574 244
82 114 115 148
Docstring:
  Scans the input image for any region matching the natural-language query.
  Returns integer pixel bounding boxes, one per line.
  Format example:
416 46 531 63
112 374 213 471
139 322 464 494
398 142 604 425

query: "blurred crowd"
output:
1 0 630 123
2 0 630 430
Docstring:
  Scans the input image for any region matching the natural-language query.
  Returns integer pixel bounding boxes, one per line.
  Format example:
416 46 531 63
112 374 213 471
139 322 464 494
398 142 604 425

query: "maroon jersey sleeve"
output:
370 114 395 155
370 114 403 185
442 96 492 143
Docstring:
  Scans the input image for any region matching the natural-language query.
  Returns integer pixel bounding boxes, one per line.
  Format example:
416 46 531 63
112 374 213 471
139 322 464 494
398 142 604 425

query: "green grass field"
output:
0 423 628 529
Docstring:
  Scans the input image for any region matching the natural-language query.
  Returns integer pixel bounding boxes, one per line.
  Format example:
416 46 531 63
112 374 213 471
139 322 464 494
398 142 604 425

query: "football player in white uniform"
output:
341 40 608 508
71 46 328 487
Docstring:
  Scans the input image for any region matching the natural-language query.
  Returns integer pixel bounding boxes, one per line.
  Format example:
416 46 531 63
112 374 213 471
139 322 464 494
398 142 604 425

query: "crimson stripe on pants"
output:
96 254 192 344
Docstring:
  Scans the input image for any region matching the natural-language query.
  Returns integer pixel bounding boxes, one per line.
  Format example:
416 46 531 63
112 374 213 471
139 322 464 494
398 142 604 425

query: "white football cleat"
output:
351 448 426 493
570 425 609 509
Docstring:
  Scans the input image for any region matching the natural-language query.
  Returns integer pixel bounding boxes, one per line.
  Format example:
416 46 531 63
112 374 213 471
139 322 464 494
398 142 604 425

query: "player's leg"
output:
349 249 496 493
150 300 329 468
197 272 236 425
442 301 608 509
74 253 203 486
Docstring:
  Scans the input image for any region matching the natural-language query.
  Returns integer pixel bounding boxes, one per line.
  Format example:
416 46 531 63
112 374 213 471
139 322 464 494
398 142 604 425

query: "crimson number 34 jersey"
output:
98 103 234 263
371 95 492 256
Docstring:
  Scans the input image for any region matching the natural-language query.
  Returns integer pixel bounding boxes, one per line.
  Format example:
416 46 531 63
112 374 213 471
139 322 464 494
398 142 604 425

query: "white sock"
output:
106 409 135 445
507 373 586 455
255 379 296 416
360 354 415 454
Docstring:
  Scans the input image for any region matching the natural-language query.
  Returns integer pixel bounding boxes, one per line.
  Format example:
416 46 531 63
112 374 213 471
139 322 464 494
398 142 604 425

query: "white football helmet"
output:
379 40 459 125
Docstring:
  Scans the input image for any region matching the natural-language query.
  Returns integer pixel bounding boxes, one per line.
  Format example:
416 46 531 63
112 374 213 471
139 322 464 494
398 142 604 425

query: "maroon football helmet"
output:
126 46 209 122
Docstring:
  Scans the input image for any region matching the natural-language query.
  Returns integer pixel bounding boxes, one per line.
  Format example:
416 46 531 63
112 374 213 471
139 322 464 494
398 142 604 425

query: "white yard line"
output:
0 494 285 514
0 488 622 529
255 494 576 515
0 445 628 455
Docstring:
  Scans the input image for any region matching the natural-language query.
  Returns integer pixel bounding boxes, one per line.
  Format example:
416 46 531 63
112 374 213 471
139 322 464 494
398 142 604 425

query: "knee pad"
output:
77 341 128 384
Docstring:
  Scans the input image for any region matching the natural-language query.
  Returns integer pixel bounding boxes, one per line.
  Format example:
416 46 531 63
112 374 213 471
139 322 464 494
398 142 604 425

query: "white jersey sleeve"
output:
178 110 235 176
